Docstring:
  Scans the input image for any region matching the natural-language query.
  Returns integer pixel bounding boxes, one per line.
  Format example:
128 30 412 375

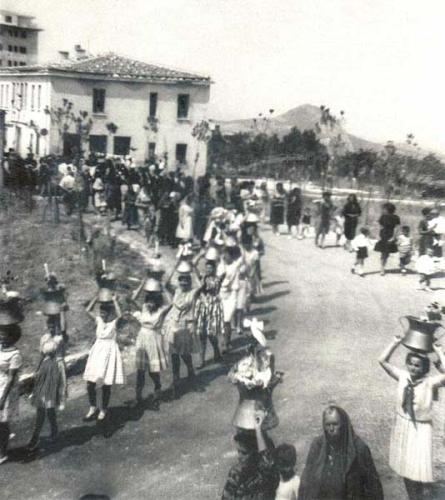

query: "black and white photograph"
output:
1 1 445 498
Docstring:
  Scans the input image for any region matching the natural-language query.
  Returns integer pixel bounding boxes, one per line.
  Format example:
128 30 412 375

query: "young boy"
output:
274 444 300 500
299 207 312 239
351 227 371 277
397 225 413 274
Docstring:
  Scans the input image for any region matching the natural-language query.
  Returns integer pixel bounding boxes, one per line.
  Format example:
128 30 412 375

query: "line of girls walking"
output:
0 213 265 457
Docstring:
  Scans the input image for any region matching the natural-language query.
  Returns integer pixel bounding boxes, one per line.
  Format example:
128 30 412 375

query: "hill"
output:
215 104 432 156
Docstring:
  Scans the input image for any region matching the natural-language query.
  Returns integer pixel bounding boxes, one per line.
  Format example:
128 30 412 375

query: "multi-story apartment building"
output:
0 50 212 176
0 10 41 68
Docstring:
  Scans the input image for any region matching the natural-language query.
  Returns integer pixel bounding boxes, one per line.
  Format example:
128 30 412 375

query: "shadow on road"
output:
250 306 277 316
254 290 290 304
262 280 289 289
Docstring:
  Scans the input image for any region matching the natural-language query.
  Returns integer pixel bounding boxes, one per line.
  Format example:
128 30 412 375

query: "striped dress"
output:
195 275 223 339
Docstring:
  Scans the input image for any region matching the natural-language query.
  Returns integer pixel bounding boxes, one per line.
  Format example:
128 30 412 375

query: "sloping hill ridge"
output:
217 104 382 153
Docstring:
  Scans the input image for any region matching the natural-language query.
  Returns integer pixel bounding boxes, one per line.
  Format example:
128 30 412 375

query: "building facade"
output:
0 52 212 176
0 10 41 68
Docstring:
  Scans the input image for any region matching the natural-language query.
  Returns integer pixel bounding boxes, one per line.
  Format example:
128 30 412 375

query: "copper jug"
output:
399 315 444 353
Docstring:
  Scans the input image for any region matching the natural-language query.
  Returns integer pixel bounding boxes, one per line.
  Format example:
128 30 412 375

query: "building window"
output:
113 136 131 156
8 45 12 52
149 92 158 118
13 61 18 66
21 31 27 39
14 30 18 37
148 142 156 158
37 85 41 111
177 94 190 119
89 135 108 154
5 15 12 23
19 47 26 54
7 60 11 67
13 46 18 52
19 62 26 66
92 88 106 113
0 44 2 51
31 84 35 111
175 143 187 164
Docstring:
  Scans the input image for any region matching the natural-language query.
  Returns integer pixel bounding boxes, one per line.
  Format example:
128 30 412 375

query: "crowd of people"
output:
1 150 445 499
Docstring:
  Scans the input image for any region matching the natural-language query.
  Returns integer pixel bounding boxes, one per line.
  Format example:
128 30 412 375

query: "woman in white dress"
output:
0 325 22 464
83 295 125 422
379 336 445 499
218 243 244 351
130 278 171 405
175 194 194 243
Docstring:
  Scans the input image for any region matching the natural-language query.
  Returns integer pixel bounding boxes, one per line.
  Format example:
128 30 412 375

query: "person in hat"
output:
218 242 244 351
0 323 22 464
298 405 383 500
83 295 125 421
378 336 445 499
122 184 140 230
164 258 201 397
228 318 282 433
129 278 171 405
27 317 68 450
221 411 279 500
418 207 434 257
194 249 224 368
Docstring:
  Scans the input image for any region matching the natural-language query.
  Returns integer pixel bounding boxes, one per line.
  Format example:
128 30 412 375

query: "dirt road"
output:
3 227 445 499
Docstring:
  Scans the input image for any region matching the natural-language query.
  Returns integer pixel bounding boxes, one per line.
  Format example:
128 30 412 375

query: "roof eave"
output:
0 67 212 85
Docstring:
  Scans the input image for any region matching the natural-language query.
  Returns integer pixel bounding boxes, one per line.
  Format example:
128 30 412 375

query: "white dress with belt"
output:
83 317 124 386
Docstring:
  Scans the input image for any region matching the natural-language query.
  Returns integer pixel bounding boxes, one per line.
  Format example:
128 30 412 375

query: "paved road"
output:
4 227 445 499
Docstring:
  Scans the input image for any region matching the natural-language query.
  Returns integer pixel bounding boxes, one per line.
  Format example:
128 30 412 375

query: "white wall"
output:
51 76 211 176
0 75 51 155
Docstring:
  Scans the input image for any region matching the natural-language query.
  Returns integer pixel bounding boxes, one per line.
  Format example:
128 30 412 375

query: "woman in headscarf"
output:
378 336 445 499
342 194 361 251
298 405 383 499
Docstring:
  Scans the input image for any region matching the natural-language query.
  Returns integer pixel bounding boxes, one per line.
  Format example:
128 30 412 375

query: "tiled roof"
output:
0 53 211 84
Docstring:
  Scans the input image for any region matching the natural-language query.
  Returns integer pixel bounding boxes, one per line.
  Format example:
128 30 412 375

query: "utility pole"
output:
0 110 5 191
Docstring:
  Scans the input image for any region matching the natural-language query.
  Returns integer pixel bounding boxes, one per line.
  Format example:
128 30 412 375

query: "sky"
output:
7 0 445 153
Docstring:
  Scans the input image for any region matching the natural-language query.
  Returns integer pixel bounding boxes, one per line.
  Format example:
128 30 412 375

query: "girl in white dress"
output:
175 195 194 243
0 325 22 464
379 336 445 499
83 295 124 421
130 278 171 405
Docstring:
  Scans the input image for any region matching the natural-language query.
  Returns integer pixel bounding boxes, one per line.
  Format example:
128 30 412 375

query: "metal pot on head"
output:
399 315 444 353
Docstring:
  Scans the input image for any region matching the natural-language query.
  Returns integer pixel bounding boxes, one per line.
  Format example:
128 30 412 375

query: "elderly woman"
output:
298 405 383 499
374 202 400 275
379 336 445 499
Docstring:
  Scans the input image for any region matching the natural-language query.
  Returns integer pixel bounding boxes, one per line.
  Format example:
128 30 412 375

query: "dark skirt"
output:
32 357 65 408
344 216 358 241
374 239 398 254
356 247 368 259
270 204 284 225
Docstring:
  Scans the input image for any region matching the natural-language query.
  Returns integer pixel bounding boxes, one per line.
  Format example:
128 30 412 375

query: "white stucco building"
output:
0 51 212 176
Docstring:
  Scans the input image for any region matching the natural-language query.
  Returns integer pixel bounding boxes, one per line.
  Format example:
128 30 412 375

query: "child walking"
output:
27 315 67 450
274 444 300 500
299 207 312 239
397 225 413 274
83 295 125 421
351 227 371 276
416 247 436 292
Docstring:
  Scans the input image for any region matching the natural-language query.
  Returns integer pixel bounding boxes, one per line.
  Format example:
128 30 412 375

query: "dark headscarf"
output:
298 405 385 500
